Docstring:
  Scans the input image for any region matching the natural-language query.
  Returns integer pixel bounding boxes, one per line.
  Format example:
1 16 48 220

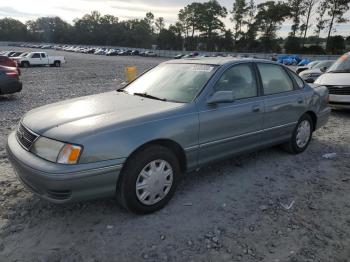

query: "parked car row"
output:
14 43 158 57
295 53 349 109
298 60 335 83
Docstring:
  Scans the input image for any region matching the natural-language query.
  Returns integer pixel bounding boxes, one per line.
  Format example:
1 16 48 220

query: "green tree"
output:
178 3 202 50
289 0 306 37
196 0 227 50
243 0 259 51
324 0 350 51
0 18 27 41
255 1 291 52
231 0 247 41
314 1 328 46
144 12 155 32
155 17 165 35
327 35 345 54
301 0 318 46
26 17 73 43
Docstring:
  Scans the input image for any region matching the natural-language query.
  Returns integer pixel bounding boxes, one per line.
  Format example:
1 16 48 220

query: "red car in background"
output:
0 55 17 67
0 65 22 95
0 56 20 75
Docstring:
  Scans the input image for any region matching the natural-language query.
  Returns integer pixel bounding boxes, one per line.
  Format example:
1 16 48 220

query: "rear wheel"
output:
283 114 313 154
117 145 181 214
54 61 61 67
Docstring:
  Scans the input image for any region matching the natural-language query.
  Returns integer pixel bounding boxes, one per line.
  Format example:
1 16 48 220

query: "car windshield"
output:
124 63 217 103
313 61 333 69
328 54 350 73
308 61 320 68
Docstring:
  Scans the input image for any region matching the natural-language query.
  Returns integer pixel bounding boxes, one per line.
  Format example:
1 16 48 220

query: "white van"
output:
315 52 350 109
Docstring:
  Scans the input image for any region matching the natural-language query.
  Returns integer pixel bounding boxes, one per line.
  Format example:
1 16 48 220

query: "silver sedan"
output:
7 58 330 213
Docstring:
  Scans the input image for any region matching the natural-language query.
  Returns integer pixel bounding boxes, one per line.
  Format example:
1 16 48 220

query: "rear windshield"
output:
328 54 350 73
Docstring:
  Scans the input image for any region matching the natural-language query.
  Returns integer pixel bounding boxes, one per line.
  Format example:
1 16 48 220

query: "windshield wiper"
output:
133 92 167 101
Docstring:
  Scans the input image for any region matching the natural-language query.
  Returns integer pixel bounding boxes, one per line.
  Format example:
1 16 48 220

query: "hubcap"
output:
296 120 311 148
136 160 173 205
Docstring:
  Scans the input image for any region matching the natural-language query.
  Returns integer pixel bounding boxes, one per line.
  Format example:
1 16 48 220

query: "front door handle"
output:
252 105 260 112
297 97 303 104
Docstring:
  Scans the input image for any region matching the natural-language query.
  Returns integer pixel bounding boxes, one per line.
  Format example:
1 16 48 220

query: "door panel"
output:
198 98 264 165
263 92 305 143
198 63 264 166
30 54 42 65
256 63 306 144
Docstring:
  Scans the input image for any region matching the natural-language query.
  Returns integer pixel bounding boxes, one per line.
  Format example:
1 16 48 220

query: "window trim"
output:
284 67 305 90
211 62 260 101
255 62 298 97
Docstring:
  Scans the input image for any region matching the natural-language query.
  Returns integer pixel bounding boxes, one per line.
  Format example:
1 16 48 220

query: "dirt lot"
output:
0 47 350 262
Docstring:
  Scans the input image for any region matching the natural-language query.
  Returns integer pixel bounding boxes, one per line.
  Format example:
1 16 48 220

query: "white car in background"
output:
15 52 65 68
315 52 350 109
299 60 335 83
296 60 321 74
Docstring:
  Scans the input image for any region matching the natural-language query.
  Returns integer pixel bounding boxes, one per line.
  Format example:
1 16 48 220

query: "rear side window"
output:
32 53 40 58
257 63 294 95
41 53 46 58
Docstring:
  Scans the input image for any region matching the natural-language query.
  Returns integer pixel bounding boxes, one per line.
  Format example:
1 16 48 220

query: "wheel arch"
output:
304 111 317 131
122 139 187 174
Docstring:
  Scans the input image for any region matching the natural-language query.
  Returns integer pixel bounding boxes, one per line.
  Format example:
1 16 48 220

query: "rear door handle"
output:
252 105 260 112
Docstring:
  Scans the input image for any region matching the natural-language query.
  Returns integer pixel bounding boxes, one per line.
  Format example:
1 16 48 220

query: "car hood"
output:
315 72 350 86
22 91 184 140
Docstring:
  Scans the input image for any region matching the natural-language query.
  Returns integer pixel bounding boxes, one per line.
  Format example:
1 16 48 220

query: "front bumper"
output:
6 132 125 203
329 94 350 109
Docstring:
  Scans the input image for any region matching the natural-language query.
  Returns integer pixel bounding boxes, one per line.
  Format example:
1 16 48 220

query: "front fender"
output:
76 112 199 164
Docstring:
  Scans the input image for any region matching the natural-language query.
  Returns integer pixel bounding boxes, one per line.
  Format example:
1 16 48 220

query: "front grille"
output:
16 123 39 150
326 85 350 95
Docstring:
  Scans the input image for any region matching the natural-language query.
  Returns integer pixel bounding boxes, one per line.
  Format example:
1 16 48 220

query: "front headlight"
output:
31 137 82 164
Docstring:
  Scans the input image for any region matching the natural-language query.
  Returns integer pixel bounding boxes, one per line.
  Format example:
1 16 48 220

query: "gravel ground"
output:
0 47 350 262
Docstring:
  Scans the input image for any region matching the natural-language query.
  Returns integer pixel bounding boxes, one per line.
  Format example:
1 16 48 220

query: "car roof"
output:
164 57 273 66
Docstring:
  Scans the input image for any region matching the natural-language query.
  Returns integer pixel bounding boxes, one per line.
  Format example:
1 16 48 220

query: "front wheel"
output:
283 114 313 154
117 145 181 214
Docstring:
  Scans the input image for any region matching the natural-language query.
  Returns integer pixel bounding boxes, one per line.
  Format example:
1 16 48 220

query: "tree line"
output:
0 0 349 54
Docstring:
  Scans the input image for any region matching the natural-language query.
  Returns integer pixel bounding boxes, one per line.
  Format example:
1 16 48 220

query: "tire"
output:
283 114 313 154
54 61 61 67
21 61 30 68
117 145 181 214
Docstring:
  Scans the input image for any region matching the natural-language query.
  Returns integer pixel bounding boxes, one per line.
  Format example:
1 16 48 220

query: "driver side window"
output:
214 63 257 100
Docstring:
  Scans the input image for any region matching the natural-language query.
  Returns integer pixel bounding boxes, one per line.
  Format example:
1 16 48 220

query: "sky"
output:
0 0 349 38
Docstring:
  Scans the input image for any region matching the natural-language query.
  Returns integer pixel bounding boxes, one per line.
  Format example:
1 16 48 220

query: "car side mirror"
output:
305 78 315 83
207 91 235 105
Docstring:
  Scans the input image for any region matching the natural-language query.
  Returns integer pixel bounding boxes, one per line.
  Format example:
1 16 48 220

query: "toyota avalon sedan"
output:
7 58 330 213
